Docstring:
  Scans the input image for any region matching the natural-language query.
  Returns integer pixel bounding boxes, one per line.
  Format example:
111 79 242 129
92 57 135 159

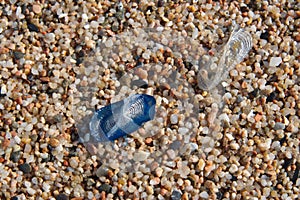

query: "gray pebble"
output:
171 189 182 200
274 122 285 130
19 163 31 174
10 151 21 163
13 51 25 60
55 193 69 200
98 184 112 193
170 141 182 150
96 165 110 177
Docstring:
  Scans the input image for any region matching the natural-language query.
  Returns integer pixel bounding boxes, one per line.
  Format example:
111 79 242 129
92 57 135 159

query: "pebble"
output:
155 167 163 177
269 57 282 67
32 4 42 14
146 185 154 195
69 157 79 169
10 151 21 163
128 185 136 193
0 0 299 199
170 114 178 124
133 151 150 162
171 189 182 200
55 193 69 200
49 138 60 148
98 184 112 193
199 191 209 199
274 122 285 130
96 165 110 177
27 23 39 32
13 51 25 60
19 163 32 174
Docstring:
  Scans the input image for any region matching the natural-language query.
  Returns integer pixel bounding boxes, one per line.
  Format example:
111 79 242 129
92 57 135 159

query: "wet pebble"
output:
19 163 31 174
27 23 39 32
55 193 69 200
98 184 112 193
13 51 25 60
10 151 21 163
171 189 182 200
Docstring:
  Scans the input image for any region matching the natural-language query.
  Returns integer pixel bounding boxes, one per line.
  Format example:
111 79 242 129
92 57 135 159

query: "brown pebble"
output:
32 4 42 14
145 137 152 144
241 81 247 89
40 77 50 82
295 33 300 42
49 138 60 148
11 131 17 137
0 47 9 54
63 160 69 166
14 70 22 76
135 68 148 79
182 192 189 200
2 138 10 149
254 114 262 122
146 186 154 194
24 64 31 70
205 161 213 172
160 188 168 196
40 69 47 76
107 169 114 178
4 119 12 125
16 97 23 105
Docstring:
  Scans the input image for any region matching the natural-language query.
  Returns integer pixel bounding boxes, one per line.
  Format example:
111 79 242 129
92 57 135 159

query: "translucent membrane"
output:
71 26 252 172
72 27 200 172
197 26 252 90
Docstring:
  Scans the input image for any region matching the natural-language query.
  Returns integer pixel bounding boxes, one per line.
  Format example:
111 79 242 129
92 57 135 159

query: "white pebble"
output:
69 157 79 168
200 191 209 199
225 133 234 141
178 127 189 135
16 6 25 19
45 33 55 43
105 39 113 48
170 114 178 124
14 136 21 144
133 151 150 162
1 85 7 94
142 52 150 60
128 185 136 193
269 57 282 67
42 182 51 192
26 187 36 195
229 164 238 173
24 181 31 187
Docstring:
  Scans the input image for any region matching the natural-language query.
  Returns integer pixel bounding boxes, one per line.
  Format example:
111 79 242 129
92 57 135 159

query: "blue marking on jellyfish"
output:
89 94 156 142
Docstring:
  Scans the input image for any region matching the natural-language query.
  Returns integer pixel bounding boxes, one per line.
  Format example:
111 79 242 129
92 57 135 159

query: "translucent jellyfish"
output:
71 25 252 172
87 94 156 143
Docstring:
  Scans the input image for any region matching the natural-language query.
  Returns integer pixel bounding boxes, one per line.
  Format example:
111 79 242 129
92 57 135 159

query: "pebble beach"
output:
0 0 299 199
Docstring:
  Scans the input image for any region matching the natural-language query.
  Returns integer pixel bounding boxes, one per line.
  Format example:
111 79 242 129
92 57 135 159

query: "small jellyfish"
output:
88 94 156 142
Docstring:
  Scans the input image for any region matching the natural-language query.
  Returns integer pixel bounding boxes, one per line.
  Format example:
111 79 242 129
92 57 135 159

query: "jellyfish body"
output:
89 94 156 142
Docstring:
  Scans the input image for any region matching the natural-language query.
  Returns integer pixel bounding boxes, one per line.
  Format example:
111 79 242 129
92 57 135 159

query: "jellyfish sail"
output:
197 26 253 90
